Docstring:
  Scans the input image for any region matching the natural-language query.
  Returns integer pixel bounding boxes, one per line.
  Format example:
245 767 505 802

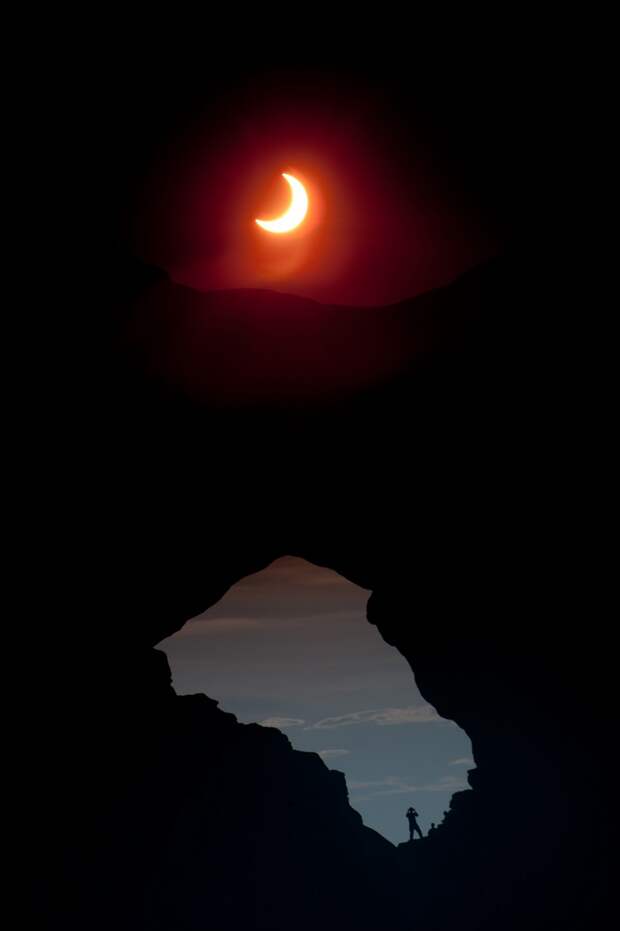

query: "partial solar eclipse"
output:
255 173 309 233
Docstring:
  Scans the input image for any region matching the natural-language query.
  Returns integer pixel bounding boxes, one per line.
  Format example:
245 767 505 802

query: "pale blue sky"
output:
157 557 473 844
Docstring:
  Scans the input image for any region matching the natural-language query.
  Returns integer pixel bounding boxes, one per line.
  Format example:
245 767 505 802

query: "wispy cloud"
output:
254 705 440 733
259 716 306 729
318 749 351 760
449 757 474 767
349 774 468 802
178 608 362 636
176 616 267 636
306 706 440 730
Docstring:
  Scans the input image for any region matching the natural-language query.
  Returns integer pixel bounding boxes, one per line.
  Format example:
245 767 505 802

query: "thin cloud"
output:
180 608 361 634
175 616 267 636
449 757 474 767
349 774 468 802
306 706 441 730
318 749 351 760
259 716 306 729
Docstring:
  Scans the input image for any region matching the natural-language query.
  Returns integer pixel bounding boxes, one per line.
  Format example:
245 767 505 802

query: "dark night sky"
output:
44 31 545 840
72 48 523 841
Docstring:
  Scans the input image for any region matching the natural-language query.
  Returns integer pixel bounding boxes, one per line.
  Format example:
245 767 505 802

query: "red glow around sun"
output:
131 82 496 306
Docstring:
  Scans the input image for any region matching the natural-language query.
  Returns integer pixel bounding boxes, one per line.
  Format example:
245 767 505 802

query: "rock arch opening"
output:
158 556 473 844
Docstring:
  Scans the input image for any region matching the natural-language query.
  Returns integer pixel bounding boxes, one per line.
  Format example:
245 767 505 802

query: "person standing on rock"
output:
406 806 423 840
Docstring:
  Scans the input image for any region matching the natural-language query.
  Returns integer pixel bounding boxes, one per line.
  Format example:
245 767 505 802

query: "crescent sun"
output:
255 173 309 233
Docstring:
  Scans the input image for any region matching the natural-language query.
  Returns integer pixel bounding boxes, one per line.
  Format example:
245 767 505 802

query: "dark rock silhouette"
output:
26 255 612 930
69 653 400 930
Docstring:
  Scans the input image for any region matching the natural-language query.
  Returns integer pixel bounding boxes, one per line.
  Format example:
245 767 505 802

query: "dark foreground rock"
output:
35 649 403 930
24 256 612 930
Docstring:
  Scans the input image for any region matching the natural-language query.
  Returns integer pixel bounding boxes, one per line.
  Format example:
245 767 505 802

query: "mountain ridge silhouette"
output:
108 254 513 408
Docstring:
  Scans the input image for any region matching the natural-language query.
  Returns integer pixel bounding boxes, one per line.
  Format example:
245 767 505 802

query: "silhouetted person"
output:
428 822 437 837
406 807 423 840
